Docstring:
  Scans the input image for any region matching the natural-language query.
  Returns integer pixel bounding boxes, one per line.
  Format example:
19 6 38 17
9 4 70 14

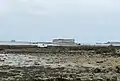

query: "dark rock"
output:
96 61 104 64
115 65 120 73
94 68 101 73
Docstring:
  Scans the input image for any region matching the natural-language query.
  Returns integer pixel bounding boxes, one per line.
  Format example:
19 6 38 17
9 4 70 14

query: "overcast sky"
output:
0 0 120 43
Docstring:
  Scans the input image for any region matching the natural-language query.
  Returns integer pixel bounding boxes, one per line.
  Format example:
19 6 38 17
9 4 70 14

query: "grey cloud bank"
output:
0 0 120 43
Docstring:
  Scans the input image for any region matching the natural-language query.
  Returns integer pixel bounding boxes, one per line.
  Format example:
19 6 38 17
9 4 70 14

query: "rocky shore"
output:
0 53 120 81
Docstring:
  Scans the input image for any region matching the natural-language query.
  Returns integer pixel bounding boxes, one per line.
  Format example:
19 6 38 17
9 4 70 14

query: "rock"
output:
115 65 120 73
94 68 101 73
96 60 104 64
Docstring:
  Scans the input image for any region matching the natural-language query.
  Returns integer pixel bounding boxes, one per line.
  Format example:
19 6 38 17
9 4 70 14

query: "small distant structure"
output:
11 40 16 42
53 39 75 44
105 42 120 44
51 38 77 46
103 41 120 47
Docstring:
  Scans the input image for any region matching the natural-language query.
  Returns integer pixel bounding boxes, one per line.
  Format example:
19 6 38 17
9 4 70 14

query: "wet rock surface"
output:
0 53 119 81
